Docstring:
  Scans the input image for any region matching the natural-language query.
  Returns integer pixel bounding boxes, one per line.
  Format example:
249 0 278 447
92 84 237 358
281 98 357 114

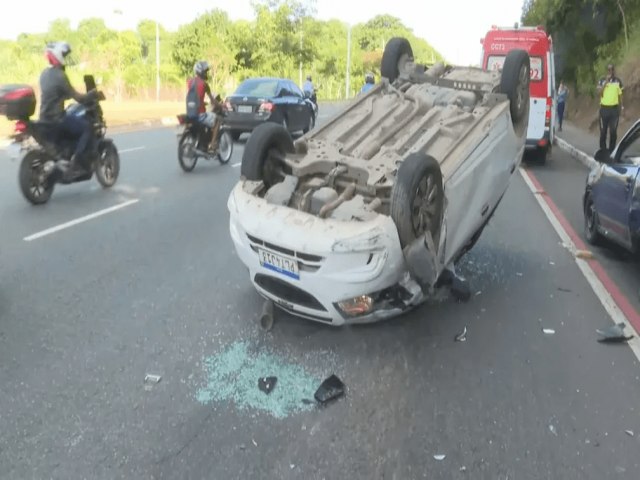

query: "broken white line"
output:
119 146 146 153
23 199 140 241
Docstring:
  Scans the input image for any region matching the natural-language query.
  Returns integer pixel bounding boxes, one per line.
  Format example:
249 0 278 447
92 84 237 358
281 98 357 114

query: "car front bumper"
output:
227 183 425 326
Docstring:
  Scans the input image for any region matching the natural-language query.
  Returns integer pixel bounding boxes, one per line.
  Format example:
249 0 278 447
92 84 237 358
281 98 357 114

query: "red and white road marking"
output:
519 167 640 360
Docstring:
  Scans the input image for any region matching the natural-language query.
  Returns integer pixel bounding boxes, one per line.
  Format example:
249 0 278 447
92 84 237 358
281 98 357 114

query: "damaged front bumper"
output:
227 183 432 326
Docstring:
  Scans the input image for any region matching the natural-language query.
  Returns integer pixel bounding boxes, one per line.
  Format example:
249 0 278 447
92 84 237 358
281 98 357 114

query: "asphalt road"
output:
1 105 640 479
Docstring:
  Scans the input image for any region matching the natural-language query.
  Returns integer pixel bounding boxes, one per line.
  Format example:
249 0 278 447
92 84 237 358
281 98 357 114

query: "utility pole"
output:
299 28 303 86
346 24 351 99
155 21 160 102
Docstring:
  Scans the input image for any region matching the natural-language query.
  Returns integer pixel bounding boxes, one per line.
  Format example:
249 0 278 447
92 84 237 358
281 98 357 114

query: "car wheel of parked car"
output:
499 49 530 132
391 152 444 248
381 37 414 83
584 192 603 245
241 122 295 188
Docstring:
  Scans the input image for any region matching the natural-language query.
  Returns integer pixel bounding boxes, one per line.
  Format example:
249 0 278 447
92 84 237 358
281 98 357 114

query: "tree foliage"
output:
521 0 640 95
0 0 443 100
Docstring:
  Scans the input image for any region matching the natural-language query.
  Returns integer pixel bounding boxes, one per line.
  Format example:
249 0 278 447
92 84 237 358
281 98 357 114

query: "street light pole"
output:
346 24 351 99
155 21 160 102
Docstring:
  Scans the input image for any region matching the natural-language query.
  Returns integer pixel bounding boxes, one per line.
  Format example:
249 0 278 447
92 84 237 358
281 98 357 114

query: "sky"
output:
0 0 525 66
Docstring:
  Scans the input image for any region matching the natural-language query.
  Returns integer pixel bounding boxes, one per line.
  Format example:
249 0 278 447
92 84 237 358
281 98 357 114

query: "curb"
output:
555 137 598 170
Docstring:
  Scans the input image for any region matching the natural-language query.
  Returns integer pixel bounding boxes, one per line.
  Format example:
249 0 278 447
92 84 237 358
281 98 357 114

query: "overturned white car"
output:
228 37 530 326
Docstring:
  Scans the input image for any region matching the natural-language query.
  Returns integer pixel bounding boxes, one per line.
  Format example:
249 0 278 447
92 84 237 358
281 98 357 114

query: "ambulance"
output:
480 25 557 163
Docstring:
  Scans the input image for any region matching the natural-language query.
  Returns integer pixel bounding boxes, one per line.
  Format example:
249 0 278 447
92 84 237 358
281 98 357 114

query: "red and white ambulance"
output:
480 25 557 162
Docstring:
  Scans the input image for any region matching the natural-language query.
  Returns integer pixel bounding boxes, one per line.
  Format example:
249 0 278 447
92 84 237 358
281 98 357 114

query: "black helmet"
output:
194 61 210 79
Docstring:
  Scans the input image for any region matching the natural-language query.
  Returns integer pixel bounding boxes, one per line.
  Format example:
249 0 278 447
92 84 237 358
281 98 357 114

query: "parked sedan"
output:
223 77 316 141
584 119 640 253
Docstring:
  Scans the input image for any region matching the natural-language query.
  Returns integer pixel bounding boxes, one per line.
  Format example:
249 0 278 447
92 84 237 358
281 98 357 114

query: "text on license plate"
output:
238 105 253 113
259 249 299 280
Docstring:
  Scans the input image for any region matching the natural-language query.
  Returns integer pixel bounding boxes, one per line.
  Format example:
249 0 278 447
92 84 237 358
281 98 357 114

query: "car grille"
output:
246 234 324 272
254 274 327 312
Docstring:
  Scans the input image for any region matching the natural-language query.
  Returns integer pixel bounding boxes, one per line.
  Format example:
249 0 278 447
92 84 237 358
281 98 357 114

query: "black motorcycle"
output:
1 74 119 205
176 98 233 172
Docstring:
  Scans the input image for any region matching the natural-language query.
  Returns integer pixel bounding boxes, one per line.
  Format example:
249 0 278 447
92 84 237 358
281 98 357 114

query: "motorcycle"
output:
303 89 319 118
176 97 233 172
1 74 119 205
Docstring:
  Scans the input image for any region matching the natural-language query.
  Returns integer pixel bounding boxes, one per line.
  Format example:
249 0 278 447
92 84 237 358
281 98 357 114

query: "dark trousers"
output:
557 101 565 129
60 113 92 158
599 106 620 152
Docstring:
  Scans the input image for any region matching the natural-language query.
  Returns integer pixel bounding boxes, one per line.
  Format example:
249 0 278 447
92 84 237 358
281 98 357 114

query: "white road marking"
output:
232 162 241 168
119 146 146 153
23 198 140 242
519 168 640 361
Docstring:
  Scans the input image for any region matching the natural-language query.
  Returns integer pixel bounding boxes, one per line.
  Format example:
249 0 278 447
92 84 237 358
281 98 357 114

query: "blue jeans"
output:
60 113 92 158
557 101 565 128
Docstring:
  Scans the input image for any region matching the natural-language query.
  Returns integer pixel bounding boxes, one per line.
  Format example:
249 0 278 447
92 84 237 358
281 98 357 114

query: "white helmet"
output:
194 60 210 79
46 41 72 66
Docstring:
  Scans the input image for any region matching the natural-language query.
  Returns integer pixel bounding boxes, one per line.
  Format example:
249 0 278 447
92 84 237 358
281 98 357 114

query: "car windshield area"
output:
618 130 640 165
234 79 279 97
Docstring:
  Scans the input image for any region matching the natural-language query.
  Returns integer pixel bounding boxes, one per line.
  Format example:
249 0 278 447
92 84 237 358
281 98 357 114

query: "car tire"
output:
390 152 444 248
381 37 414 83
241 122 295 188
499 49 530 132
584 192 603 246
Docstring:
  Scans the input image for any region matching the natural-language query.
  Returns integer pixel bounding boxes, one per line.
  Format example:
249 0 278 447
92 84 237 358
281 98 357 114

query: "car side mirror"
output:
594 148 612 163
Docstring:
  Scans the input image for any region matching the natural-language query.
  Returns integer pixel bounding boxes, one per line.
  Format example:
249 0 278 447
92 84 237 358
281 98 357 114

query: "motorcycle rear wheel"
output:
18 150 55 205
178 132 198 172
216 130 233 164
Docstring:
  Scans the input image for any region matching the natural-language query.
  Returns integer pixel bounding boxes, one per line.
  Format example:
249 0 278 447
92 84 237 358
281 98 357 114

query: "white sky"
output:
0 0 524 66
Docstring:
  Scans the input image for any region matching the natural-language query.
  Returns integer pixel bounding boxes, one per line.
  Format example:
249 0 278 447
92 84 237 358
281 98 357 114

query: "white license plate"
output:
7 142 21 160
259 248 299 280
238 105 253 113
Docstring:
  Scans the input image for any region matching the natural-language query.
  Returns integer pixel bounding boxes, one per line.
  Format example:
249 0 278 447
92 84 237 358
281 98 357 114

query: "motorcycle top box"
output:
0 84 36 120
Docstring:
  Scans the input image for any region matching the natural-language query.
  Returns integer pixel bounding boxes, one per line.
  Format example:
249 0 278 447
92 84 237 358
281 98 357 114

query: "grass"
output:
0 101 183 140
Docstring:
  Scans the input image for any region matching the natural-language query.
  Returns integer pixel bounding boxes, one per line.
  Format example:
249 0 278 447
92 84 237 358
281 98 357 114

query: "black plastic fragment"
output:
258 376 277 394
314 374 345 404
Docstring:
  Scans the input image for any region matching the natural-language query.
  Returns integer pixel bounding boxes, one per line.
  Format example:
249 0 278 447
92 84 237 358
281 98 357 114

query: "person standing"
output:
597 64 624 152
556 81 568 131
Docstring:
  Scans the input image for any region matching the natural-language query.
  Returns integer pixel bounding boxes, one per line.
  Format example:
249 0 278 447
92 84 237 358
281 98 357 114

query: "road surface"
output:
1 105 639 479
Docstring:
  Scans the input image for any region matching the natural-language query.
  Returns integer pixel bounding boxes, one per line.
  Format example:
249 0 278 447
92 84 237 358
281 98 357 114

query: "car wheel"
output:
381 37 414 83
241 122 295 189
584 192 603 246
390 152 444 248
499 49 530 133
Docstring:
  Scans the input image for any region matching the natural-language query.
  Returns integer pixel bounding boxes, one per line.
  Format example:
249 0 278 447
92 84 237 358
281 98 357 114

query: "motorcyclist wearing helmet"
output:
39 41 98 169
302 75 317 104
186 61 220 151
359 72 375 95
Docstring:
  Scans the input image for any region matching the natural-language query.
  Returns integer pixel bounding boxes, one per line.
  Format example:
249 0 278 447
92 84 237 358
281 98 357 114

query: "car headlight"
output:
335 295 374 317
331 227 385 253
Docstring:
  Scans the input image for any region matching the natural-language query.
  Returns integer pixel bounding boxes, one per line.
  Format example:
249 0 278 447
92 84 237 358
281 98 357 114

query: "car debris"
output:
625 430 634 437
542 328 556 335
596 323 634 343
314 374 345 404
258 376 277 394
575 249 594 259
454 326 467 342
144 374 162 391
433 454 446 461
259 299 275 331
228 36 531 326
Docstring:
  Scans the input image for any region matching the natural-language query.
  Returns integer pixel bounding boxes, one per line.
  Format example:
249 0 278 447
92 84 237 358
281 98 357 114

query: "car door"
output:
275 81 295 129
287 81 308 130
593 126 640 247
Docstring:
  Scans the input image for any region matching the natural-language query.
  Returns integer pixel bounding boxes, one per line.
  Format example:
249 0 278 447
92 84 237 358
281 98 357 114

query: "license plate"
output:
259 248 299 280
7 142 21 160
238 105 253 113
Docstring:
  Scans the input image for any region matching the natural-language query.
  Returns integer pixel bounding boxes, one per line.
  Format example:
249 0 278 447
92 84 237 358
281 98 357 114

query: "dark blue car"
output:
583 119 640 252
222 77 316 141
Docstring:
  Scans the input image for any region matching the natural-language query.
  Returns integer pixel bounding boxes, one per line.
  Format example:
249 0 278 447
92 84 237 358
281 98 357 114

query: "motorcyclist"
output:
186 60 220 151
359 72 375 95
302 75 317 104
39 41 98 170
